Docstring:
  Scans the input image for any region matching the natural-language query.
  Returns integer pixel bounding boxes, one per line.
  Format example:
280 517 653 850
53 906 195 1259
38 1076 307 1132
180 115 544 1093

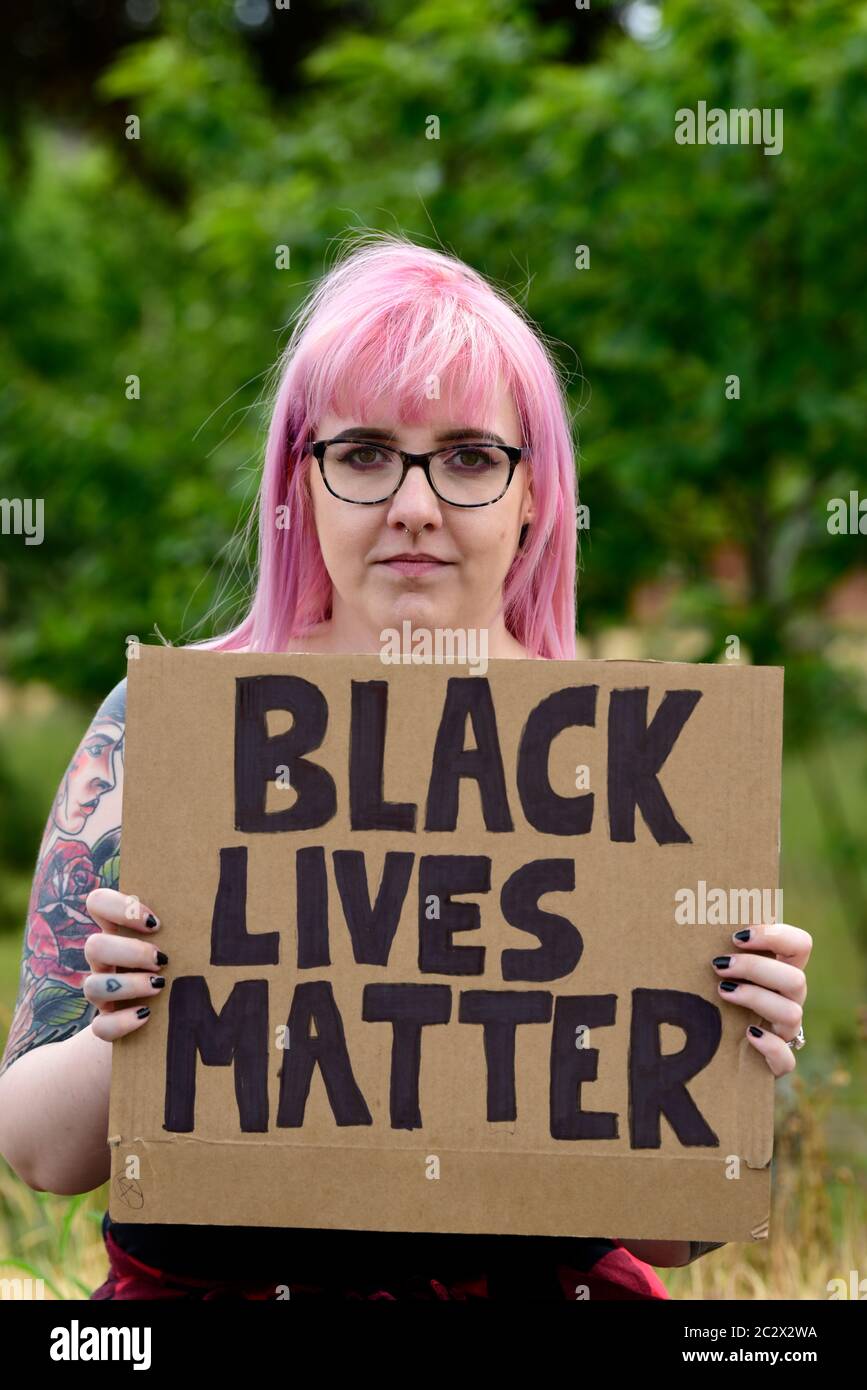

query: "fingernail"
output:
749 1026 763 1037
136 1006 151 1019
712 956 732 969
155 950 169 966
720 980 739 992
733 929 751 941
149 976 166 989
145 913 159 928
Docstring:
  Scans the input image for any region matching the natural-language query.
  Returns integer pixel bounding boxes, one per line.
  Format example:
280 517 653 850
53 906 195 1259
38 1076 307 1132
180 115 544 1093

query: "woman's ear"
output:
518 464 534 548
522 472 535 527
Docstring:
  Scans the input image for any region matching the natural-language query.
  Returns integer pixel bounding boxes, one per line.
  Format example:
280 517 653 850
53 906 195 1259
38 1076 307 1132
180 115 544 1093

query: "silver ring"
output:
786 1025 805 1051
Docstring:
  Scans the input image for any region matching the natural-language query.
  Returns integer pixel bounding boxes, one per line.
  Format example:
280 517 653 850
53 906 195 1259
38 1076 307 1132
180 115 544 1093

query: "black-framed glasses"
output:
309 437 524 507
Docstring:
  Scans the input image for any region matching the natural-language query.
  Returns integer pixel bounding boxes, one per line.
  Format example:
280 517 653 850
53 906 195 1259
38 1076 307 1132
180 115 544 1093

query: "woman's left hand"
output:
712 922 812 1076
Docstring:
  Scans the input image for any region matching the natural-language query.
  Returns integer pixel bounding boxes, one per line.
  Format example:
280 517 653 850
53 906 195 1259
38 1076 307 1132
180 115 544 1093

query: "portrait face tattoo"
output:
53 715 124 835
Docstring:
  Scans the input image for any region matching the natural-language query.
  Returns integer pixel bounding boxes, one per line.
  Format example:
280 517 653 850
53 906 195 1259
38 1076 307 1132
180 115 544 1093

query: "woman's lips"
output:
378 558 452 575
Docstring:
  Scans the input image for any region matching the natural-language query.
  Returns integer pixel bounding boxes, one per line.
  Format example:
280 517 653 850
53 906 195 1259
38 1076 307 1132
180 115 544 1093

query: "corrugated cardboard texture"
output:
109 647 782 1242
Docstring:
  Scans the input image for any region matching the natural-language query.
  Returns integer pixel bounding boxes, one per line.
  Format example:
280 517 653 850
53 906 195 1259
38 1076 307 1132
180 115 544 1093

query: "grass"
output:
0 1175 110 1300
665 1071 866 1299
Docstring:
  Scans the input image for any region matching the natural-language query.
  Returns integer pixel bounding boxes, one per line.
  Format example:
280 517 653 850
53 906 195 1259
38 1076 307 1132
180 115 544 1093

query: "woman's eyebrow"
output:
437 427 509 445
334 426 509 445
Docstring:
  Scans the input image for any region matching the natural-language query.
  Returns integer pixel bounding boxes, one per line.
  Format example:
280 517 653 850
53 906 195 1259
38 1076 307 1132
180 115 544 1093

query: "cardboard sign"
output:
108 646 782 1243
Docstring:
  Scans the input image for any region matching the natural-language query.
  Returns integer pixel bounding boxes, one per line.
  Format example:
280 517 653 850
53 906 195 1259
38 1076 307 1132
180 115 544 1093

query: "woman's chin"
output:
380 596 449 632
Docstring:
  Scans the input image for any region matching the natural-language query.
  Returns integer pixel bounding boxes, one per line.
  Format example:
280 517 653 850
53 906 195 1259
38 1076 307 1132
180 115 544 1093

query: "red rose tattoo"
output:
26 839 101 986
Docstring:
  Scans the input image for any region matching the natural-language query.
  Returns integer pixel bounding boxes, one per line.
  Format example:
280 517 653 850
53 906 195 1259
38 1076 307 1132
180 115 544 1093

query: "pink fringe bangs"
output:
193 231 578 660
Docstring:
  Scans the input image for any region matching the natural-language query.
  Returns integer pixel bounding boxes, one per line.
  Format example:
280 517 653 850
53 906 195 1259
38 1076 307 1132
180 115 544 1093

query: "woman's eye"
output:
447 449 490 470
346 446 386 467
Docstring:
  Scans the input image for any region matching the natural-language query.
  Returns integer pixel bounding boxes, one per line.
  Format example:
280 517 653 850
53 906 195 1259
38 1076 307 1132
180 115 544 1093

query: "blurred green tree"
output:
0 0 864 754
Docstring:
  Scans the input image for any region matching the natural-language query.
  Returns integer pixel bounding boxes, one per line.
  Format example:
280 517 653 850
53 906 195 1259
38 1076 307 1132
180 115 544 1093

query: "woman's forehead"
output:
317 382 520 437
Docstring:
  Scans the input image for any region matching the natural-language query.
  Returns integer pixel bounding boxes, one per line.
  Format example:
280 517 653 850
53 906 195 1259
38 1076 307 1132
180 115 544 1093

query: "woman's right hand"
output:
83 888 167 1041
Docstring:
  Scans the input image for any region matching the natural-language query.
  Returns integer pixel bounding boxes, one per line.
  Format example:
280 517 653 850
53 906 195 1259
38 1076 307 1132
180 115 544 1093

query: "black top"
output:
104 1210 621 1294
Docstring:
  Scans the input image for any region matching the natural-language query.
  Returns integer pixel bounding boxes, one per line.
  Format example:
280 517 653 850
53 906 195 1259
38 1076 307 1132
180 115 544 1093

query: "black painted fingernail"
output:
713 956 732 969
749 1026 763 1037
145 913 159 928
733 929 751 941
720 980 739 992
149 976 166 989
136 1006 151 1019
155 950 169 966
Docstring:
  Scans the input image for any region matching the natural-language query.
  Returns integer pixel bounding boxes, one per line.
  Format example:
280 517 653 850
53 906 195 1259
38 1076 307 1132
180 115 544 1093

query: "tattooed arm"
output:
0 680 127 1192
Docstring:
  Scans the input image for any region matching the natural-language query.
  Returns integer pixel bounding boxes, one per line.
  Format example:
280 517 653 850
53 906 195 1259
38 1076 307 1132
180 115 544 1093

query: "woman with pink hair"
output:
0 231 810 1300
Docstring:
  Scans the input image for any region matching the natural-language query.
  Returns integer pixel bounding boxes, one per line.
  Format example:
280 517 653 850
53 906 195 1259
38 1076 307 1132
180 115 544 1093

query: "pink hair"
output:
193 231 578 659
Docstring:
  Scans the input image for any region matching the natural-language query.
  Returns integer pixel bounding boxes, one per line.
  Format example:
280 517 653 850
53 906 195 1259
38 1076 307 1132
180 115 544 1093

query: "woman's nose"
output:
386 464 444 531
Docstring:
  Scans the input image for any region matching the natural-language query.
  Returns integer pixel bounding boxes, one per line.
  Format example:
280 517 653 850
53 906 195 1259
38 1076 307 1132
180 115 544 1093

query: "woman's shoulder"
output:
282 622 334 654
233 625 333 657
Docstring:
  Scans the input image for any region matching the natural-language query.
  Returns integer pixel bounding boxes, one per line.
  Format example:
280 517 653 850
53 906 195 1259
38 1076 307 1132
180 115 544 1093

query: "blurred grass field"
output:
1 688 864 1299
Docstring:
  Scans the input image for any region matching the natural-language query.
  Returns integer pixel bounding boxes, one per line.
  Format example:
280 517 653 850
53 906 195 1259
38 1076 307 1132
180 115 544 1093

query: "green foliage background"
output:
0 0 864 710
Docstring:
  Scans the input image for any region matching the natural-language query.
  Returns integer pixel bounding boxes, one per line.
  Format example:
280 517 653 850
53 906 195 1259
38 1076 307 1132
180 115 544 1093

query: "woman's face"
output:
307 383 534 650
